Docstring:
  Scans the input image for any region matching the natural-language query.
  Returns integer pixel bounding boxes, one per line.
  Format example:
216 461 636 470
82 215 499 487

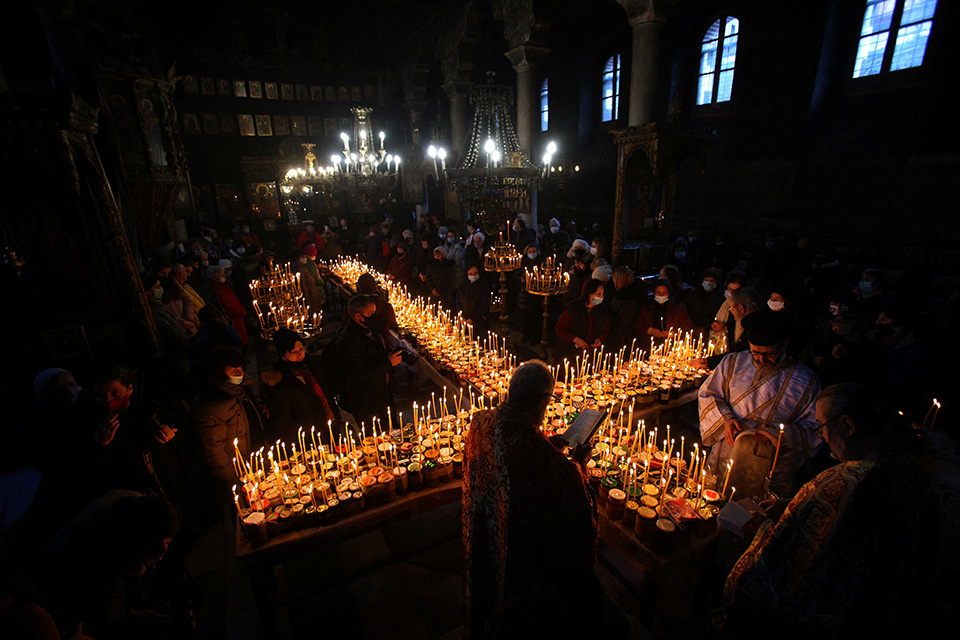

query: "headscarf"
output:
33 368 74 404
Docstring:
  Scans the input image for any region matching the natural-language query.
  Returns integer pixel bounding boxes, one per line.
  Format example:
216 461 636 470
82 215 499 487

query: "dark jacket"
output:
634 298 694 337
606 282 646 349
457 278 493 333
387 251 415 288
260 357 338 444
332 320 394 419
684 285 725 333
192 379 264 487
426 257 455 310
556 299 611 347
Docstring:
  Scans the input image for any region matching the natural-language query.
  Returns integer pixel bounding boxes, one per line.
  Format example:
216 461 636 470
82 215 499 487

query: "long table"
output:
235 389 702 638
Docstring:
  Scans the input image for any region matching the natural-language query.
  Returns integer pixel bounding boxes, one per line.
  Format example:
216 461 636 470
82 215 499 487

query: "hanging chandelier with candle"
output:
439 73 556 229
281 106 401 195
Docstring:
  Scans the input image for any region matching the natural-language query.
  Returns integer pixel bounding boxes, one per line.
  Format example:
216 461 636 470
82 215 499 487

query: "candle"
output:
770 424 785 477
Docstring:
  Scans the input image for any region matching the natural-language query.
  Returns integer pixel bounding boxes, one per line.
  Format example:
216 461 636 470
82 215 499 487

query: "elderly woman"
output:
634 279 693 342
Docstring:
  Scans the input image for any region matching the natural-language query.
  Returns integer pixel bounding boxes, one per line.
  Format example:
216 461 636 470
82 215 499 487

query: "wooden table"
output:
236 480 463 640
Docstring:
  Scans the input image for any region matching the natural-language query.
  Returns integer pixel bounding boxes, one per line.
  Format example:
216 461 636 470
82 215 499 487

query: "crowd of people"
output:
0 210 952 639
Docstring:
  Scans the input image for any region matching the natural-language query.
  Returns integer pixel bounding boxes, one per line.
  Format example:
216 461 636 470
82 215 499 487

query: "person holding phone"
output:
330 294 402 427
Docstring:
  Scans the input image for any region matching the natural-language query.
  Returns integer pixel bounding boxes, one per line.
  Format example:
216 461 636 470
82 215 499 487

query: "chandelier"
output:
282 107 401 197
440 73 556 228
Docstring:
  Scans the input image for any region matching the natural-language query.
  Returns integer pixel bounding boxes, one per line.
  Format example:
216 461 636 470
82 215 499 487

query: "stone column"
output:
442 81 474 162
504 45 550 157
618 0 666 126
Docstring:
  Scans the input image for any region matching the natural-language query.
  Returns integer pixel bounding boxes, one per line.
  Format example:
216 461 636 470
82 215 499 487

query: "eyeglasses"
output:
815 417 838 439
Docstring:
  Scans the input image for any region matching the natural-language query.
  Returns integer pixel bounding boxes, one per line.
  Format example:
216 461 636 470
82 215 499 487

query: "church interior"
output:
0 1 957 639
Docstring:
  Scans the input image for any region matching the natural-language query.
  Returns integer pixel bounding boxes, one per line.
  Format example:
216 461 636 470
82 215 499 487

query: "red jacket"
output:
556 300 611 346
297 230 326 251
211 281 249 345
633 299 693 336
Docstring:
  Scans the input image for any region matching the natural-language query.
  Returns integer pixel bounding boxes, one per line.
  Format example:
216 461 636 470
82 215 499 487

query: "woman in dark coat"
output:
518 243 545 344
555 279 611 360
606 266 646 351
260 329 338 446
192 347 267 496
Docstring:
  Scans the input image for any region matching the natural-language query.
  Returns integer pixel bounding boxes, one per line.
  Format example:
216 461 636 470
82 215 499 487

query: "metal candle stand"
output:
523 256 569 356
483 243 522 344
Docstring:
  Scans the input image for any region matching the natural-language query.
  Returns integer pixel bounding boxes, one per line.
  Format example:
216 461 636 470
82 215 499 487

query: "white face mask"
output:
590 296 603 306
227 374 244 385
768 300 785 311
468 274 480 283
153 287 164 300
724 289 733 299
589 246 598 256
299 257 308 264
527 252 537 260
219 276 227 283
550 226 559 234
702 280 716 292
654 294 669 304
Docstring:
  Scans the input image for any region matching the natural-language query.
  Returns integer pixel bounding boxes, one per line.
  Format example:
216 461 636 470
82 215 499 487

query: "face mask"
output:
590 296 603 306
702 280 716 292
298 257 308 264
724 289 732 299
153 287 164 300
237 247 246 255
227 374 244 385
201 260 209 267
513 225 520 233
589 246 598 256
447 237 455 244
242 228 250 234
106 395 131 413
550 226 559 234
468 274 480 283
765 241 775 249
716 240 723 246
654 295 669 304
674 251 685 259
439 232 445 240
306 226 314 232
527 252 537 259
858 280 874 294
768 300 785 311
688 236 696 242
397 249 405 256
219 276 227 283
829 304 841 316
403 236 412 243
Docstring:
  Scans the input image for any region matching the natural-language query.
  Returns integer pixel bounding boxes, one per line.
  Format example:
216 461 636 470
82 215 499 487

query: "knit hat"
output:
592 264 612 283
304 246 318 257
272 328 303 357
433 245 447 258
218 259 233 270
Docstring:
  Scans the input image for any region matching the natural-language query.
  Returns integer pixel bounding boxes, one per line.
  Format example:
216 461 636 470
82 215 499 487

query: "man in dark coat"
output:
425 246 455 310
331 295 402 427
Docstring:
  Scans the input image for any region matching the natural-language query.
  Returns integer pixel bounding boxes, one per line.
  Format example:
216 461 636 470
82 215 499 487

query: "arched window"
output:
540 78 549 132
853 0 937 78
697 16 739 105
601 55 621 122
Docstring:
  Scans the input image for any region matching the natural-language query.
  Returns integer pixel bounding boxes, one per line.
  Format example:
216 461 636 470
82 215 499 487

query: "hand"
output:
758 497 789 521
573 337 589 349
591 339 602 348
711 321 724 333
432 289 440 297
388 350 403 366
95 414 120 445
261 404 271 420
724 417 742 447
465 319 473 326
688 357 708 368
153 424 178 444
571 442 593 465
419 274 427 282
831 343 847 360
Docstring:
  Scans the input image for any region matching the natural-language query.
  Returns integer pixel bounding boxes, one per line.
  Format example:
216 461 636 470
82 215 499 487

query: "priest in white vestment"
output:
699 310 822 498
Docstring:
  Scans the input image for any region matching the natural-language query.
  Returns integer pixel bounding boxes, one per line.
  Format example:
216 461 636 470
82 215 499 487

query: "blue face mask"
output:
858 280 875 294
590 296 603 306
468 274 479 283
702 280 716 292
